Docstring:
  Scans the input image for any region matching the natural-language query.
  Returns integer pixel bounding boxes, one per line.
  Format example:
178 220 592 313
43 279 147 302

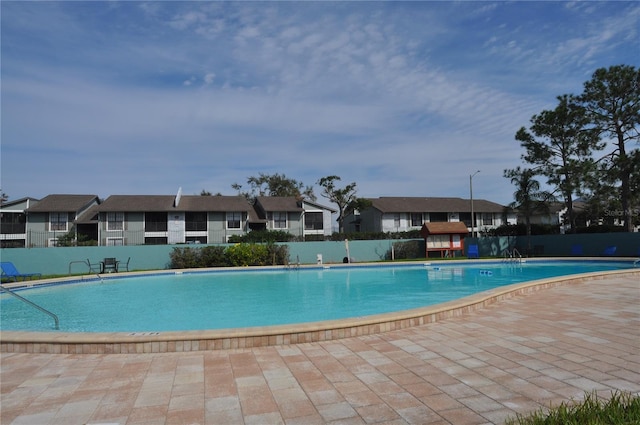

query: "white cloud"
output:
169 11 208 31
1 1 637 204
203 73 216 85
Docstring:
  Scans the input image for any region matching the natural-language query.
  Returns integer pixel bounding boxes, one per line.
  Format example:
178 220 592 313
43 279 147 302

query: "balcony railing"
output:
1 223 26 234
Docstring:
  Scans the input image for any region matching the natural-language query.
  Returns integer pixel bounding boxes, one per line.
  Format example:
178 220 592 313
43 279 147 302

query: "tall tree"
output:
579 64 640 232
317 175 370 234
232 173 316 202
515 94 602 233
503 167 555 250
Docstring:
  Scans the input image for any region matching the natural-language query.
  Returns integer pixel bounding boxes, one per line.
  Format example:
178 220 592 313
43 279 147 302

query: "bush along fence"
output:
169 243 290 268
169 240 422 269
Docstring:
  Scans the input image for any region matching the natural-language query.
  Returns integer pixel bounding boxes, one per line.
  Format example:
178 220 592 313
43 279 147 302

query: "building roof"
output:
0 197 40 212
546 201 588 214
368 197 506 213
255 196 304 213
26 194 99 213
301 199 337 213
75 205 101 224
420 221 469 235
97 195 253 213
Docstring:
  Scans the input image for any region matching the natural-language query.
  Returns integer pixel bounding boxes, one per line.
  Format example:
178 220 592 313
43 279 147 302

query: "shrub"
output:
228 230 295 243
576 225 626 233
385 240 425 260
491 223 560 236
199 246 228 267
303 234 328 241
505 390 640 425
169 247 201 269
225 243 269 266
55 229 98 247
266 243 290 266
170 243 289 268
330 231 422 241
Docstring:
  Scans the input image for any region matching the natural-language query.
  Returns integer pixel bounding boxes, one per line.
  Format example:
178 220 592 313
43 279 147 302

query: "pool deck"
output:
1 269 639 424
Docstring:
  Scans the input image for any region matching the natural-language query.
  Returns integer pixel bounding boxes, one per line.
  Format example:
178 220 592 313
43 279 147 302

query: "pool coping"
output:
2 259 639 354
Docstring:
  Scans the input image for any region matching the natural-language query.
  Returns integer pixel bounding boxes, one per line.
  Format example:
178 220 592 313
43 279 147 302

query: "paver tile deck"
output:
1 274 639 424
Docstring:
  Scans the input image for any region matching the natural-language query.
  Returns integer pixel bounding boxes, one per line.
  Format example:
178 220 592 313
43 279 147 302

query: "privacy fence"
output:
1 233 638 277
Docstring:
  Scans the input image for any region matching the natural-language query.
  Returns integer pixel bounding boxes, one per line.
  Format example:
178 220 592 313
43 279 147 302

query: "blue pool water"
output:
0 261 633 333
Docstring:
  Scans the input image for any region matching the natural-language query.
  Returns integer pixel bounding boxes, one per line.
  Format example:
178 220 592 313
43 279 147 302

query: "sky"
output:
1 1 638 207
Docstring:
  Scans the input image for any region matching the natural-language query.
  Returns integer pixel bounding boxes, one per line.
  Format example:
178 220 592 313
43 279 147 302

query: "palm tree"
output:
504 167 556 253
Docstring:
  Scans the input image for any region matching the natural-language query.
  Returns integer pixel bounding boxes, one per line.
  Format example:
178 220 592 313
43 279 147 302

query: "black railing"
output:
1 223 26 234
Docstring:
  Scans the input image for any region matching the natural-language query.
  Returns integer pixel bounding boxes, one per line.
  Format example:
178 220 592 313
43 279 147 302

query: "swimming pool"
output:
1 260 635 333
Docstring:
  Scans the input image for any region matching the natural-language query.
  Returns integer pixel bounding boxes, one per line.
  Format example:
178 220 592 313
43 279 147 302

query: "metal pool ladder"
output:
0 285 59 330
287 255 301 270
503 248 523 264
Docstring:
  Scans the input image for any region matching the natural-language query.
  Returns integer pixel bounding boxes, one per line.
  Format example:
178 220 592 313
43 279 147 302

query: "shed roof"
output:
420 221 469 235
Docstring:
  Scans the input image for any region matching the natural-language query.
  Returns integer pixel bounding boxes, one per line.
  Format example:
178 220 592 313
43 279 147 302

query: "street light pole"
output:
470 170 480 238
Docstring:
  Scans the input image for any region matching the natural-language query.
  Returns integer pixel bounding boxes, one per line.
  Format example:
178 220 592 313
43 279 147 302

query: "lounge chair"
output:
118 257 131 272
101 258 119 273
467 244 479 259
87 259 102 273
602 246 617 256
1 262 42 282
571 244 583 256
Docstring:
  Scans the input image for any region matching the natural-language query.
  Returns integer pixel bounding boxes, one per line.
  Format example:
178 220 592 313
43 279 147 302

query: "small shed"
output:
420 222 469 258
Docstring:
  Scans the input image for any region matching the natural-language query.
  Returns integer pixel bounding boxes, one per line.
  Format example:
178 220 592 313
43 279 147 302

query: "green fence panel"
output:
2 233 638 277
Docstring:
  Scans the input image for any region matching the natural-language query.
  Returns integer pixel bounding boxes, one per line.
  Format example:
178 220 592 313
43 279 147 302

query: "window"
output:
305 212 323 230
411 213 423 227
107 238 124 246
459 212 471 227
393 214 401 228
50 212 68 231
273 212 287 229
186 236 207 244
429 212 448 222
107 212 124 231
186 212 207 231
227 212 241 229
426 235 450 249
1 213 26 234
145 237 167 245
482 213 493 226
145 212 167 232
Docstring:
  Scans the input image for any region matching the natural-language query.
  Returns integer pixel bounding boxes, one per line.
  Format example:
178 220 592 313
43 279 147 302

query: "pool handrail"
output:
502 248 523 264
0 284 59 330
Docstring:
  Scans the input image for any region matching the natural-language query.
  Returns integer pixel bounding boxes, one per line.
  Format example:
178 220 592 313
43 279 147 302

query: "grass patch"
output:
505 391 640 425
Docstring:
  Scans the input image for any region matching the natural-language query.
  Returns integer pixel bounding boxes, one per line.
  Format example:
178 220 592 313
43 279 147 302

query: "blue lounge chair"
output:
602 246 617 256
1 262 42 282
571 244 583 256
468 244 479 259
